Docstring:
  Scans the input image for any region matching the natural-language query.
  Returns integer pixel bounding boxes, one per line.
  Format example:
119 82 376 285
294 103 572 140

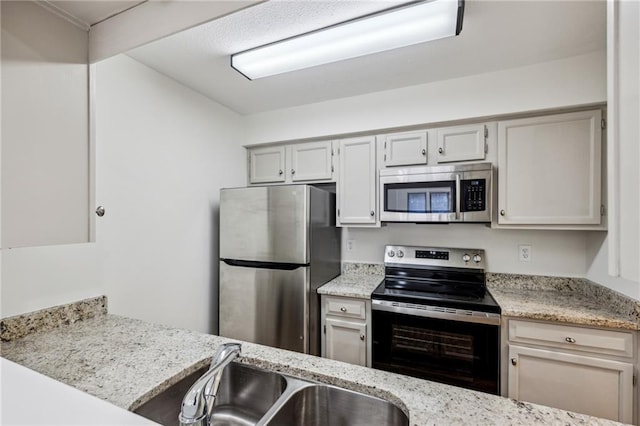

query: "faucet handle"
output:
209 342 242 369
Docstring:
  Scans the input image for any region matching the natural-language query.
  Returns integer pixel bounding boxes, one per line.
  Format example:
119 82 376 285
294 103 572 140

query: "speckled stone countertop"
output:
317 263 383 299
318 264 640 331
0 312 623 425
487 273 640 330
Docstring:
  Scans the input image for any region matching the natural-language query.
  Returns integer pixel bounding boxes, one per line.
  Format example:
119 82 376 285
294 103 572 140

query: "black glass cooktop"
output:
371 266 501 314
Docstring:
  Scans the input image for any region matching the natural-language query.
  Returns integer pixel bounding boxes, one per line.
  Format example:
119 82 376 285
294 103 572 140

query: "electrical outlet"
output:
347 240 354 252
518 245 532 262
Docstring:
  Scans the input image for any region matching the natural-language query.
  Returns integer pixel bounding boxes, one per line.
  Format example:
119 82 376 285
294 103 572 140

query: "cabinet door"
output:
497 110 602 225
436 124 486 163
248 146 285 184
383 131 427 166
290 141 333 182
337 136 377 225
2 1 91 248
508 345 633 423
325 317 367 366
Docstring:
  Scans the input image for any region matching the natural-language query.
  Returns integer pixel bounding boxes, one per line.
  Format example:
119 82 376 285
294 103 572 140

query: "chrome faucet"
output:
178 342 242 426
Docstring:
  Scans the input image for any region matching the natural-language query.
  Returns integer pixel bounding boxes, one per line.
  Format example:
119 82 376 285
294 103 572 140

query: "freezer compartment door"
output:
219 261 308 353
220 186 309 264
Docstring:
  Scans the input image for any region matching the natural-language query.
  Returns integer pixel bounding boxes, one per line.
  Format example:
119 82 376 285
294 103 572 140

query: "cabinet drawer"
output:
508 320 633 358
325 296 366 319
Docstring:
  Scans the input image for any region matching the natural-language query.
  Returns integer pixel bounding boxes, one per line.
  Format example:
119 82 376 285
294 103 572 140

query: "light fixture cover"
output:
231 0 465 80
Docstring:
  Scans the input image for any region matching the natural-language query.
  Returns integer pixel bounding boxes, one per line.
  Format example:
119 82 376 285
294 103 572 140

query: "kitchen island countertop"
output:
0 308 623 426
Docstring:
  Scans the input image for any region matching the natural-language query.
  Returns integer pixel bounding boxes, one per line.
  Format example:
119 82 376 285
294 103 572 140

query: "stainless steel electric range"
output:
371 245 501 395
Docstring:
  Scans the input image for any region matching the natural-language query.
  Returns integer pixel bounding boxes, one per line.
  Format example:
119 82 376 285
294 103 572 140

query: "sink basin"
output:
262 384 409 426
136 361 408 426
135 362 287 426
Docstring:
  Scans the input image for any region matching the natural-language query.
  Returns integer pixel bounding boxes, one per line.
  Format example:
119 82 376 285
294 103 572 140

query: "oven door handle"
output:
372 299 501 326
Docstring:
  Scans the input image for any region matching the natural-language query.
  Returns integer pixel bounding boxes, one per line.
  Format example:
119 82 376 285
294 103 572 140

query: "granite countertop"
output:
318 264 640 331
0 310 623 426
487 274 640 331
318 263 384 299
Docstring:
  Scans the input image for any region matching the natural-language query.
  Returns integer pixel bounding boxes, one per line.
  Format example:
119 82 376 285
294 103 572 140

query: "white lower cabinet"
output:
506 319 635 424
324 317 367 366
321 295 371 367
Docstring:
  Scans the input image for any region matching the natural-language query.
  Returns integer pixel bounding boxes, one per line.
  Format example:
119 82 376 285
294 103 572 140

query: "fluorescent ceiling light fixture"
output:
231 0 465 80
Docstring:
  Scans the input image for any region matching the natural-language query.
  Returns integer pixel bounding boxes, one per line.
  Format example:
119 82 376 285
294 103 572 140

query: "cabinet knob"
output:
95 206 105 217
511 358 517 366
421 149 426 156
438 147 444 154
278 170 283 175
370 211 375 217
565 337 576 343
500 210 506 216
360 335 365 341
291 169 295 175
340 307 347 312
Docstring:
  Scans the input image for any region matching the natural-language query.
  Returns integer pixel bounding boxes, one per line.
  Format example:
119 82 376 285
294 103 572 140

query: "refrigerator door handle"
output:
221 258 306 270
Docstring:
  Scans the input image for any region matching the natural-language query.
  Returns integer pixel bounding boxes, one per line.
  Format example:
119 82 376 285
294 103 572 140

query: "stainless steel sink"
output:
261 384 409 426
135 362 287 425
135 361 408 426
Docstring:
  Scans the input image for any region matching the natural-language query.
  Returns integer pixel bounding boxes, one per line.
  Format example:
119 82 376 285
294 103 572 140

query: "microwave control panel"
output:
461 179 486 212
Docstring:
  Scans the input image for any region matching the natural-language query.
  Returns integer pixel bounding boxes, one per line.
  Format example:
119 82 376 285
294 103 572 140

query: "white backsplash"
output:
342 223 597 277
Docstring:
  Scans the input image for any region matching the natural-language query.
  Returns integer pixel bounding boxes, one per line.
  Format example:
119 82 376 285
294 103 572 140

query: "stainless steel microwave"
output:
379 163 492 223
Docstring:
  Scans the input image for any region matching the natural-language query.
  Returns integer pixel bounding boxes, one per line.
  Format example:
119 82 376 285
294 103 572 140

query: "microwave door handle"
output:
455 174 461 220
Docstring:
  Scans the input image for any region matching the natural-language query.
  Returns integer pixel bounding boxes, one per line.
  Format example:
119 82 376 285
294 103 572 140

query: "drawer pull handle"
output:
422 149 427 156
511 358 517 366
340 307 347 312
360 335 365 341
565 337 576 343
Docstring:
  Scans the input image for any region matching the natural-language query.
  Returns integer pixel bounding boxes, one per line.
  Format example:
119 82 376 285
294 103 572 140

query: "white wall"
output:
344 225 588 277
95 55 245 334
1 244 103 317
244 51 606 145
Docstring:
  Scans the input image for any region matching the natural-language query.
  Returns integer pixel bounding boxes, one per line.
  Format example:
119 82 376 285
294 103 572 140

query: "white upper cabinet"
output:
248 146 286 184
436 123 487 163
497 110 602 226
383 131 427 167
248 141 334 185
290 141 333 182
2 2 92 248
337 136 378 226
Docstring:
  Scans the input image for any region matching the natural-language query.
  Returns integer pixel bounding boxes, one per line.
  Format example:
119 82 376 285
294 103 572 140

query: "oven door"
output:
372 305 500 395
379 172 461 222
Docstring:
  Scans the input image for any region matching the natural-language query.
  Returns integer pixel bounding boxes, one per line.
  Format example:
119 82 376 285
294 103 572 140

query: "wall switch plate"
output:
518 245 532 262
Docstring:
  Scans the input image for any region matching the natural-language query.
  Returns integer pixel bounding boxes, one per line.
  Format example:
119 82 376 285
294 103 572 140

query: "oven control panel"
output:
385 245 485 269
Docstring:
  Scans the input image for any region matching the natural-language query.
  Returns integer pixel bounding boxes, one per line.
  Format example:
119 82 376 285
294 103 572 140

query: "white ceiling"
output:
47 0 145 26
124 1 605 115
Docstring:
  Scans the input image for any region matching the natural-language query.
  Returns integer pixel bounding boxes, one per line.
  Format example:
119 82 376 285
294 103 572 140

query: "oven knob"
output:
387 250 395 257
473 254 482 263
462 254 471 263
397 250 404 258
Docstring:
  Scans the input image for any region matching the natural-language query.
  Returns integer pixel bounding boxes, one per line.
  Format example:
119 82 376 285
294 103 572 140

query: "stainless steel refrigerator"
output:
218 185 341 355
